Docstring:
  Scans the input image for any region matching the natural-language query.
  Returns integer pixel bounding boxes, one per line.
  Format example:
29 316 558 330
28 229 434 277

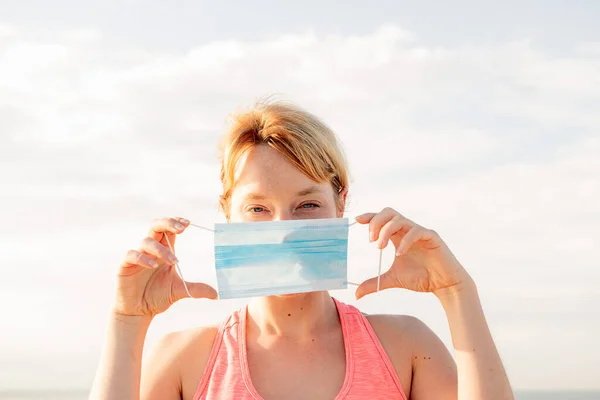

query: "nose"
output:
272 210 295 221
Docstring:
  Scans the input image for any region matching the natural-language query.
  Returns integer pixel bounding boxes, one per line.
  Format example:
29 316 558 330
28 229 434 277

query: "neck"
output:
247 291 339 338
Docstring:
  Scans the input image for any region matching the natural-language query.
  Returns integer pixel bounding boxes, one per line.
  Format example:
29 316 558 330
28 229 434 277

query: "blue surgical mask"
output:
213 218 349 299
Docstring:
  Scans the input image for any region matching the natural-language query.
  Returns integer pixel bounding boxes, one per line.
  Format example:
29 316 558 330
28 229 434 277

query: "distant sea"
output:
0 391 599 399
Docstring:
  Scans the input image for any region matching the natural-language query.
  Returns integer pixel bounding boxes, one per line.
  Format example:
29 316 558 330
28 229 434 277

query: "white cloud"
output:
0 24 599 391
0 23 18 39
58 28 103 44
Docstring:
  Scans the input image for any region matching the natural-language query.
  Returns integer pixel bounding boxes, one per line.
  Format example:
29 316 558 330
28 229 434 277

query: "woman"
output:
90 101 513 399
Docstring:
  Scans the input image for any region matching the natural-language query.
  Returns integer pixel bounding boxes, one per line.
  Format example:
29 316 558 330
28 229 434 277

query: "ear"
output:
337 187 348 218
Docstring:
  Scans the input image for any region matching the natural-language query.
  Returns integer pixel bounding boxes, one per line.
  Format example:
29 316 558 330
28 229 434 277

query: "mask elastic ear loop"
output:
163 222 215 299
347 220 383 293
377 248 382 292
189 223 215 233
163 233 192 298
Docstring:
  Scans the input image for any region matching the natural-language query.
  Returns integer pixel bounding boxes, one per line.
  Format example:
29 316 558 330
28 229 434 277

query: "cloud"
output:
0 23 18 39
0 24 599 390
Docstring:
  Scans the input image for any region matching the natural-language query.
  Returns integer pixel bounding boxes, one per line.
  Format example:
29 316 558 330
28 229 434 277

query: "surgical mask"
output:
214 217 350 299
166 217 379 300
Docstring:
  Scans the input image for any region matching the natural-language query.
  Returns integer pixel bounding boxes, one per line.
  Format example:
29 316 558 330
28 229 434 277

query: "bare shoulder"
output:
366 314 439 351
141 325 220 400
152 324 220 359
366 313 430 335
365 314 456 395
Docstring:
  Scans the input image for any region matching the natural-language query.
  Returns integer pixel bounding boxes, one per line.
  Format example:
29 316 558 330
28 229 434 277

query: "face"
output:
227 145 345 222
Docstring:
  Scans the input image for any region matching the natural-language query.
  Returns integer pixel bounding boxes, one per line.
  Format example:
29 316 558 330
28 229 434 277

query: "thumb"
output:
355 271 396 300
173 280 218 301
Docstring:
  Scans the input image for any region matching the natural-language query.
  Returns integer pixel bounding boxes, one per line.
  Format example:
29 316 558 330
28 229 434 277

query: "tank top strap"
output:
192 307 245 400
332 298 407 399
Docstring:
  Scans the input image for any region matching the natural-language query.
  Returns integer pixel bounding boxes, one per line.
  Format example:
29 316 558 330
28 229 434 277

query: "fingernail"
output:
150 260 159 268
370 232 375 242
396 247 404 256
181 218 190 225
174 222 184 230
168 254 178 264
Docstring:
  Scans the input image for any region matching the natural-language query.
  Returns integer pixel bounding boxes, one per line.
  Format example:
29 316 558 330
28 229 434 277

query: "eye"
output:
299 203 319 210
250 206 265 213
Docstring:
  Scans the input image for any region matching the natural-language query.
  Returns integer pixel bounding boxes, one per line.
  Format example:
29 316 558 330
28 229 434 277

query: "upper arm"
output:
368 314 457 400
140 326 218 400
408 318 457 400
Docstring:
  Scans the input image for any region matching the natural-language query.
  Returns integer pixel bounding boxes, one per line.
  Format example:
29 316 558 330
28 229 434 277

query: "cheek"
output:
226 198 244 222
229 213 245 223
334 194 346 217
315 201 341 219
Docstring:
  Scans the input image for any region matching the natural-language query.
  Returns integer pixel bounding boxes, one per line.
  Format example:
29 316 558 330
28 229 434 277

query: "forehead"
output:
232 145 331 197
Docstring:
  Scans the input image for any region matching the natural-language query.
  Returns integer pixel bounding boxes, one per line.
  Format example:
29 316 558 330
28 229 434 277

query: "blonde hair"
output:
219 99 349 216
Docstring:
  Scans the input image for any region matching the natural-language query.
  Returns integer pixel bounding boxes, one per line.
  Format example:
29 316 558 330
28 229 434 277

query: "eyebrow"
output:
296 186 324 197
243 186 324 201
243 193 268 201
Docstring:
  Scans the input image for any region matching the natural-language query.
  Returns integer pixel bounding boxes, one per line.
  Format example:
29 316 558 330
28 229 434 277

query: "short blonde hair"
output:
219 99 349 216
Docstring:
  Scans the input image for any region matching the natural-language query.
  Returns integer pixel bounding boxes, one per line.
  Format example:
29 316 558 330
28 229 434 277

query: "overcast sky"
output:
0 0 599 392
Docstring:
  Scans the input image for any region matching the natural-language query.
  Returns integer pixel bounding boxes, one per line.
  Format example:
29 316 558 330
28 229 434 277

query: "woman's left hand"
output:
354 207 472 299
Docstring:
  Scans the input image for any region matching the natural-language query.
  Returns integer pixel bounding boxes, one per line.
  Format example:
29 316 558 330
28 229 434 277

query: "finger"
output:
148 217 190 245
376 215 413 250
121 249 159 269
397 227 435 256
354 213 376 224
355 270 397 300
367 207 400 244
172 280 218 301
140 237 178 265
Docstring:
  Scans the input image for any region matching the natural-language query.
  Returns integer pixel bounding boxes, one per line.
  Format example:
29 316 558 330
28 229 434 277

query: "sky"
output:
0 0 599 392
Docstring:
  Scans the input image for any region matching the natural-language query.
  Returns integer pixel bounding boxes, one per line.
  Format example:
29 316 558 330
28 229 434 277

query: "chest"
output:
247 335 347 400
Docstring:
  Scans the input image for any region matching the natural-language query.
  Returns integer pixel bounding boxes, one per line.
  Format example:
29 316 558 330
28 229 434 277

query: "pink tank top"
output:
193 298 407 399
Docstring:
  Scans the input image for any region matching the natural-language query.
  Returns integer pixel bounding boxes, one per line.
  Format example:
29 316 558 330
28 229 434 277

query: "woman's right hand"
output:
113 217 218 317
